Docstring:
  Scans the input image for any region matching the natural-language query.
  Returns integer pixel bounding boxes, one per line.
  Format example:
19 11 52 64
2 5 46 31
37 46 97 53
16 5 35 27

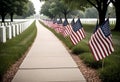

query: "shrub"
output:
99 64 120 82
72 41 90 54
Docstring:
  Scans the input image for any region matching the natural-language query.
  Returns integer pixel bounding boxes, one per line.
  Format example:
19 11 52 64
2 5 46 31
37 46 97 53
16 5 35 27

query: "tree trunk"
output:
98 8 107 25
1 14 6 22
113 4 120 31
64 12 67 21
10 13 14 22
99 12 105 25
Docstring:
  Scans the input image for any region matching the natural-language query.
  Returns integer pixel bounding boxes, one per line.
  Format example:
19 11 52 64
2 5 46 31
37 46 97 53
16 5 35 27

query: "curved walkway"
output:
12 20 86 82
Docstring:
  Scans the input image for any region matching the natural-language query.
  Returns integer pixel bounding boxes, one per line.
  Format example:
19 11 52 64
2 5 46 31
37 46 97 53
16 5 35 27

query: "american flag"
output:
62 19 72 37
47 21 54 28
57 18 62 24
89 18 114 61
53 19 57 24
71 18 75 28
70 18 86 45
55 18 64 33
50 19 58 29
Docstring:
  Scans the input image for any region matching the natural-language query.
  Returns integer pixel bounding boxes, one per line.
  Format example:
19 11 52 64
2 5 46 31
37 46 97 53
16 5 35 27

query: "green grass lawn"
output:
0 21 37 81
80 24 120 82
40 21 120 82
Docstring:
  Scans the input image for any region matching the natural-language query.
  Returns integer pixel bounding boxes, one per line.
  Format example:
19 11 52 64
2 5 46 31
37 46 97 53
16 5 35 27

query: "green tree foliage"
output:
22 1 35 18
56 0 71 20
62 0 89 10
49 0 62 18
68 10 85 18
106 6 115 18
110 0 120 31
0 0 35 22
40 0 54 19
85 7 98 18
40 0 71 20
69 6 115 18
83 6 115 18
63 0 110 25
9 0 29 22
0 0 12 22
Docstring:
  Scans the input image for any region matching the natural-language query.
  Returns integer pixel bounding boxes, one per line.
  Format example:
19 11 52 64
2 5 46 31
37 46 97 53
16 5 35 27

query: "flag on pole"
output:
70 18 86 45
49 19 58 29
57 18 62 24
53 19 57 24
62 19 72 37
93 20 99 33
54 18 63 33
89 18 114 61
70 18 75 28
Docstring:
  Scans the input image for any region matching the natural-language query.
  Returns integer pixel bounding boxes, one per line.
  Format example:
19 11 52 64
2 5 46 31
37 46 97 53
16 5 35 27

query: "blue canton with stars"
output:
63 19 69 26
53 19 57 24
72 18 83 32
100 19 111 37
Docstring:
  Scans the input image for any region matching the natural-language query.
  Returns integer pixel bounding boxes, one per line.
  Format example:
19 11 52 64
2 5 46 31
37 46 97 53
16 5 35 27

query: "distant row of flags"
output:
41 18 114 61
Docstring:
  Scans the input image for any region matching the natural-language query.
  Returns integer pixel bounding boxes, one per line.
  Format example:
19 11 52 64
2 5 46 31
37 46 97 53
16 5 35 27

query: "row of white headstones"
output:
0 20 34 43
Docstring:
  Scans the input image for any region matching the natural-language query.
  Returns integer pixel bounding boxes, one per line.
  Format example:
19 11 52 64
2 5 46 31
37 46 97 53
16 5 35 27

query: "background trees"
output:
63 0 110 25
110 0 120 31
0 0 35 22
0 0 11 22
22 1 35 18
40 0 114 19
40 0 71 20
62 0 120 31
9 0 28 22
84 7 98 18
40 0 54 19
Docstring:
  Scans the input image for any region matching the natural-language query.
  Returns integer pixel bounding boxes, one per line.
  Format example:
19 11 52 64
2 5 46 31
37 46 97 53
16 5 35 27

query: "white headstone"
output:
0 26 6 43
12 24 16 37
9 22 11 25
5 22 8 26
16 24 19 35
6 25 12 39
19 24 22 33
1 23 4 26
22 23 25 32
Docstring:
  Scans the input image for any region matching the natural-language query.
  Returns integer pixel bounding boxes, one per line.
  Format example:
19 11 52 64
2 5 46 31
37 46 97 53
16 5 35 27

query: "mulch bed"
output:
71 54 102 82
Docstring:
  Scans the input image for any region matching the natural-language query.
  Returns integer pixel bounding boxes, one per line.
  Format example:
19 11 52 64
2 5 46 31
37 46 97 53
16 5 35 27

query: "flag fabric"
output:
62 19 72 37
70 18 86 45
52 20 59 29
47 21 54 28
89 18 114 61
70 18 75 28
54 18 64 33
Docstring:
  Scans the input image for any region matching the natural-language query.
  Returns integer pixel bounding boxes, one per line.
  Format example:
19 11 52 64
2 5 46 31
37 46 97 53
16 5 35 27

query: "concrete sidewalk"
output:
12 20 86 82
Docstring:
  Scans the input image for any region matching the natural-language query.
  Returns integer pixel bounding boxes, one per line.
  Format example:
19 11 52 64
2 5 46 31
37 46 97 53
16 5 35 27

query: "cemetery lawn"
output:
0 21 37 81
40 21 120 82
